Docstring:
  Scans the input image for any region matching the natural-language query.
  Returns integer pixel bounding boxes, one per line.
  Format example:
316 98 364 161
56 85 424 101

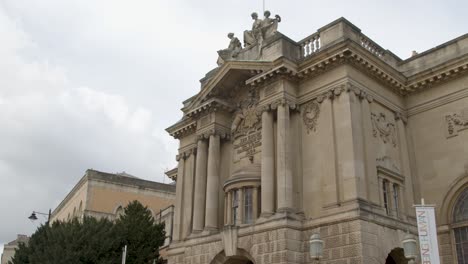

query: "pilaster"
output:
260 106 275 217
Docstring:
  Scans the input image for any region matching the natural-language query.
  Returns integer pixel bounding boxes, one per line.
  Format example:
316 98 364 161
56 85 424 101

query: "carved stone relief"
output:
371 112 397 147
376 156 401 174
302 100 320 134
445 108 468 138
231 90 262 162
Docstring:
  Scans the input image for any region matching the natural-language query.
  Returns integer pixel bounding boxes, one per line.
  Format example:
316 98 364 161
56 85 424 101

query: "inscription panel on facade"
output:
233 130 262 161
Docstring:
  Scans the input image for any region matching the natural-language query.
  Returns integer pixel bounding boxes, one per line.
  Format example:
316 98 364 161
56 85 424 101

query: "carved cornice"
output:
186 98 234 118
406 61 468 93
166 120 197 139
246 44 468 97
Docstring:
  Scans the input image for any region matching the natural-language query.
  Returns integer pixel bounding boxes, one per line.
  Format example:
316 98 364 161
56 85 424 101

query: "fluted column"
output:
205 134 220 230
182 149 195 238
276 101 294 212
253 186 259 220
238 188 244 224
192 139 208 233
261 108 275 216
227 191 232 225
172 153 185 241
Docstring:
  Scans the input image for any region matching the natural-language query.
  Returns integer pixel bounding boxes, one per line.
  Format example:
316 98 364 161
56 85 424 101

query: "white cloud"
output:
0 3 175 245
0 0 466 247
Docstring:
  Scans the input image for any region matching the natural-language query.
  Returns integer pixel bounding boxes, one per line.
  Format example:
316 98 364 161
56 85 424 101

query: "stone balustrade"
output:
299 33 321 58
360 33 385 58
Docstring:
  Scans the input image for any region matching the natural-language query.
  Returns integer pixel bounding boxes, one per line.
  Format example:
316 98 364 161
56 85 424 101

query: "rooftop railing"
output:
299 32 321 58
360 33 386 58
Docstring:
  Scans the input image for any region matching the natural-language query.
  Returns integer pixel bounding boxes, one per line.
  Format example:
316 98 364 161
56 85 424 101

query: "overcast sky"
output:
0 0 466 255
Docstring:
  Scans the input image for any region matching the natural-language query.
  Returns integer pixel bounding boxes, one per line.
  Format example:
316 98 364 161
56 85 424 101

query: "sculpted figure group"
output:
218 10 281 63
243 10 281 48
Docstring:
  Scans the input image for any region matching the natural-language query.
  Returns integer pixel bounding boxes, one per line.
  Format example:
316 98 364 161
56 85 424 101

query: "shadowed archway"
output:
210 249 255 264
385 248 408 264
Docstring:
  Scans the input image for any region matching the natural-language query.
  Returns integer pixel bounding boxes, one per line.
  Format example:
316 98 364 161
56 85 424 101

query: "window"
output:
383 180 390 215
116 206 124 219
393 184 399 217
244 188 253 224
454 188 468 264
232 190 239 224
380 177 403 218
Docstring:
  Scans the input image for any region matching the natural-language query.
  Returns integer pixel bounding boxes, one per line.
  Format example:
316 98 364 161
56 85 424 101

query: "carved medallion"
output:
371 113 397 147
446 109 468 138
302 100 320 134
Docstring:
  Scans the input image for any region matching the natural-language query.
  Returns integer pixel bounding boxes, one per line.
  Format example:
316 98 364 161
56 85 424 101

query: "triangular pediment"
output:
185 61 275 112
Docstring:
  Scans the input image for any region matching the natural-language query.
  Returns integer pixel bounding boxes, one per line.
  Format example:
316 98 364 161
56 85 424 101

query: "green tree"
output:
10 200 166 264
115 201 166 264
10 217 120 264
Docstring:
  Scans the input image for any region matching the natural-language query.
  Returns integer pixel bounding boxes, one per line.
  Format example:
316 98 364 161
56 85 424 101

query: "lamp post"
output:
309 233 324 263
28 209 52 224
402 233 418 264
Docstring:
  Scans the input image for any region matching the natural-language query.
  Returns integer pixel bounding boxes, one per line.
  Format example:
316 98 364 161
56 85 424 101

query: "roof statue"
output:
217 33 242 66
217 10 281 64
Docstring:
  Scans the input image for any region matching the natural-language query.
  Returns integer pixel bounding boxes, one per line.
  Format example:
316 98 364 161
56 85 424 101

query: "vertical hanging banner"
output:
415 204 440 264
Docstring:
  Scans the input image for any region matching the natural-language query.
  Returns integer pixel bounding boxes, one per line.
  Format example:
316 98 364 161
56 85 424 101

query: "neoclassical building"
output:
166 15 468 264
49 169 176 253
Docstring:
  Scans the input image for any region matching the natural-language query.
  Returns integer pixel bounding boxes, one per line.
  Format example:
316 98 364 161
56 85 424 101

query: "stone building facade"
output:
1 235 29 264
166 16 468 264
50 169 176 250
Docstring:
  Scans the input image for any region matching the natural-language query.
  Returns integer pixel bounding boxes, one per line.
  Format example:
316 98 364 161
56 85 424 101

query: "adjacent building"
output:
166 15 468 264
50 169 176 249
1 235 29 264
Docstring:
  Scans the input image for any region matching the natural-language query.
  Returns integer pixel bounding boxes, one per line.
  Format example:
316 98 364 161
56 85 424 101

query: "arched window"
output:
115 206 124 219
453 188 468 263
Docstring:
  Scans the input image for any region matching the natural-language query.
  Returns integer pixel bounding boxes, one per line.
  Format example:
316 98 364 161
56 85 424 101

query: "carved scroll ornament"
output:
371 112 397 147
302 100 320 134
446 112 468 138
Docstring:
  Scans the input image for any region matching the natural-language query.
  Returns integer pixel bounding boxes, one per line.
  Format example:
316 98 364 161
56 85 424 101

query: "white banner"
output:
415 205 440 264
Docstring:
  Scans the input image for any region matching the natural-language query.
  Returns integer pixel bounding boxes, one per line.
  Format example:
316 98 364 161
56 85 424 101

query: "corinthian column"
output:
192 139 208 233
172 153 185 241
205 134 220 230
261 108 275 216
276 101 294 212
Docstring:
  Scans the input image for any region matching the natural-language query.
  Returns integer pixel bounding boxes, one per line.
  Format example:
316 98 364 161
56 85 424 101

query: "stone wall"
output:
168 219 414 264
438 231 454 264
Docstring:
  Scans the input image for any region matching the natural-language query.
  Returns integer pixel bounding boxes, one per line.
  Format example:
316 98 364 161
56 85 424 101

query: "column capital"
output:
270 98 297 111
177 147 197 161
258 104 272 113
315 84 374 103
394 111 408 124
198 129 230 140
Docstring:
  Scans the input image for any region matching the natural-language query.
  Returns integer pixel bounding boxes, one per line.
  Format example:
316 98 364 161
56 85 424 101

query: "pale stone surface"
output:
205 134 221 230
193 139 208 232
166 15 468 264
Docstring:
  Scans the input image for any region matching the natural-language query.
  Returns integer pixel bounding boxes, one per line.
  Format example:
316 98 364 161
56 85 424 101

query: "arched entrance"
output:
385 248 407 264
210 249 255 264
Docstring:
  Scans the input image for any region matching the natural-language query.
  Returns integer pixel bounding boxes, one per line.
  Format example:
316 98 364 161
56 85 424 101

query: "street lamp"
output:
28 209 51 224
402 233 417 264
309 233 324 263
